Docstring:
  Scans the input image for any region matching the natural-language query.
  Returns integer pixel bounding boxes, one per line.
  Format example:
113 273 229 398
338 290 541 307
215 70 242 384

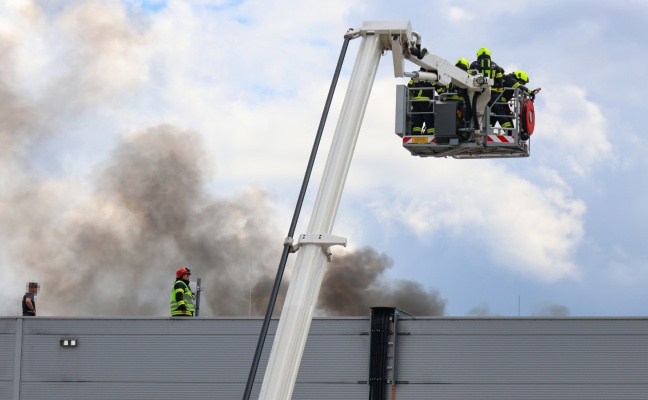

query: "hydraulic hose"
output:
472 91 481 133
462 89 472 122
242 33 353 400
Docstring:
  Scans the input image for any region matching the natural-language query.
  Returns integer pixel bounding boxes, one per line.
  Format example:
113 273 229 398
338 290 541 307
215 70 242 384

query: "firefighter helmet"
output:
176 267 191 279
476 47 491 58
515 70 529 84
455 58 469 71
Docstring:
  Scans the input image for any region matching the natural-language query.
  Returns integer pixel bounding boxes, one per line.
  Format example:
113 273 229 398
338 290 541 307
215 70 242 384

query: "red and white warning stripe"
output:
487 135 516 143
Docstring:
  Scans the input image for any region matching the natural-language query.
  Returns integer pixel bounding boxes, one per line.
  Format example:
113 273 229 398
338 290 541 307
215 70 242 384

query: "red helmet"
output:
176 267 191 279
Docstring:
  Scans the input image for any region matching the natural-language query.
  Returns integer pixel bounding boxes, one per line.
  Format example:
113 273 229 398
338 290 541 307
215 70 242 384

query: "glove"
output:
178 304 187 311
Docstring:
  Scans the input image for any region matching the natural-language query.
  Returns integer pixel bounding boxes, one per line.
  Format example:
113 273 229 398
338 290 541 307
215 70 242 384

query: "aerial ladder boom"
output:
257 21 501 400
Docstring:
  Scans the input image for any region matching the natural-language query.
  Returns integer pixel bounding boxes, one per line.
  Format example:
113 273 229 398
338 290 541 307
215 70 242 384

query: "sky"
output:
1 0 647 318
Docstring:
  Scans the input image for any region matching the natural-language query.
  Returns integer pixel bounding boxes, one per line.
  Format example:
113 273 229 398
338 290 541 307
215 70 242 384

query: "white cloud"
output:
447 6 474 22
534 85 611 176
364 164 585 282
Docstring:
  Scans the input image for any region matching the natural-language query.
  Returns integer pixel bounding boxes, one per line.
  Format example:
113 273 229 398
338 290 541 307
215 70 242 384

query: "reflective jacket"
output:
435 83 465 102
470 56 504 91
407 79 434 101
170 279 195 316
500 73 533 103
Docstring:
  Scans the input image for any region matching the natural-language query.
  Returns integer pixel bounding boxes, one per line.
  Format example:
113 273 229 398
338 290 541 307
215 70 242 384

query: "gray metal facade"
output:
2 316 648 399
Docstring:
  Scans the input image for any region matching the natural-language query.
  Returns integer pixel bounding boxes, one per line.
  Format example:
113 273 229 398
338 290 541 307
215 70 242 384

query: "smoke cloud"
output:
532 304 570 317
467 304 499 317
467 303 570 317
318 247 446 316
0 1 446 318
3 125 445 317
3 125 279 316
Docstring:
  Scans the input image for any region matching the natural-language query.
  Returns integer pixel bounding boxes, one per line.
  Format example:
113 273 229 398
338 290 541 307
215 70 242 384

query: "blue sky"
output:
1 0 647 317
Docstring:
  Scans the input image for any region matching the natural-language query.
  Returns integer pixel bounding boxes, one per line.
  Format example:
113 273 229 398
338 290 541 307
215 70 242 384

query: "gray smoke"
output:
467 304 501 316
532 304 570 317
0 80 42 163
0 1 446 318
4 125 445 317
254 246 447 317
5 125 284 316
318 247 446 316
467 303 570 317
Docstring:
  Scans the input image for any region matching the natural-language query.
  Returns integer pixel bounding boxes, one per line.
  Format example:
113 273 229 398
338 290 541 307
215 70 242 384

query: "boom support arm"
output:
366 20 493 124
257 21 495 400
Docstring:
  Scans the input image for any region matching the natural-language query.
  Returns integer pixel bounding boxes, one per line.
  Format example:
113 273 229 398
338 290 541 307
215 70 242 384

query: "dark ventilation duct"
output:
368 307 413 400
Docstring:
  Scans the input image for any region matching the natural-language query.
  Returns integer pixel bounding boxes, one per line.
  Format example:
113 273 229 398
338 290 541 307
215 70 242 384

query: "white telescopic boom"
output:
258 30 385 400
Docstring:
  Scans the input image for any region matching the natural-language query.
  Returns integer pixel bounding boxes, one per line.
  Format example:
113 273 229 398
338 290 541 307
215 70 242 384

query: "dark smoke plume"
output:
318 247 446 316
5 125 445 317
5 125 282 316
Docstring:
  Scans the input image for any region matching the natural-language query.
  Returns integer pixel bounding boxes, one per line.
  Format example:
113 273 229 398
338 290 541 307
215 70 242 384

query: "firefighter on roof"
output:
170 267 195 317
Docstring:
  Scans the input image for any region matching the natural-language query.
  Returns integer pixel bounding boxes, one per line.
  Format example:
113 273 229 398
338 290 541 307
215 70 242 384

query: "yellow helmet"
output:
455 58 469 71
476 47 491 58
515 70 529 84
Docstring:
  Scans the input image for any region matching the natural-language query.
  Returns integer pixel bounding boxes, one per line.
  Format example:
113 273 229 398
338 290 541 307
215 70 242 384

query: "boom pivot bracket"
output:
286 233 347 261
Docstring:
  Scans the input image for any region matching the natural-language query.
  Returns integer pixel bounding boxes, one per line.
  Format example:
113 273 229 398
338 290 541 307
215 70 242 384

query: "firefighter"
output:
469 47 504 103
407 68 435 135
469 48 505 128
170 267 195 317
505 70 540 100
492 70 541 135
22 282 39 316
436 58 470 102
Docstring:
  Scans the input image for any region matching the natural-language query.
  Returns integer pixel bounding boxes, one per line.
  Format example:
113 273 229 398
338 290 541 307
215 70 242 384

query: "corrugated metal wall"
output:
394 318 648 399
2 317 369 400
0 319 16 399
2 316 648 399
